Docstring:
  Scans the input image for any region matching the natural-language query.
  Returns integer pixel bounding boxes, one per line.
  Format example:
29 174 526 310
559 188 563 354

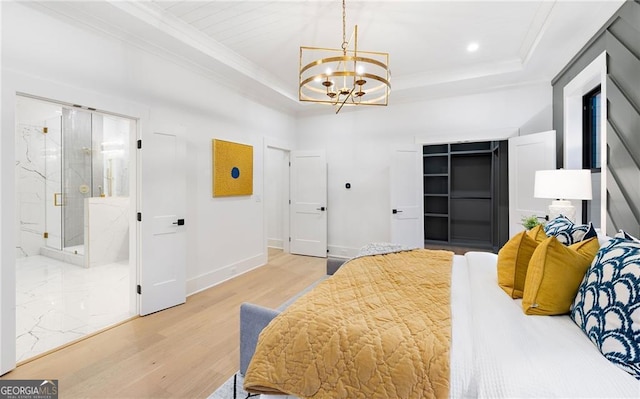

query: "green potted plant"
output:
521 215 543 230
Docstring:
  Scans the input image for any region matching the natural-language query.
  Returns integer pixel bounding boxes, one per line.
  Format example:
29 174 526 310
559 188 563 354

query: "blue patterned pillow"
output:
544 215 573 235
571 238 640 380
616 230 640 243
544 216 597 245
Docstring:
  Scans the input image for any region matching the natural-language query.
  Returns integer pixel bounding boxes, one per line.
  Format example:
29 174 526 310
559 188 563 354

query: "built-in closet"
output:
423 141 509 252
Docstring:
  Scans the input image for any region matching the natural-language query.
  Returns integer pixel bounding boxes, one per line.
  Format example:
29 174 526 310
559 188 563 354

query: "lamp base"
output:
548 200 576 222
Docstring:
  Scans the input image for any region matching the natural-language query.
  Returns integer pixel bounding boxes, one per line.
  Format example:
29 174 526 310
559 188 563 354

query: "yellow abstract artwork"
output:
212 139 253 197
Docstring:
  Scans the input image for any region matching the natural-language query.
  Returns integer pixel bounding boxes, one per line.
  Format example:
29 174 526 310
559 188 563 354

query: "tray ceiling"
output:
31 1 625 113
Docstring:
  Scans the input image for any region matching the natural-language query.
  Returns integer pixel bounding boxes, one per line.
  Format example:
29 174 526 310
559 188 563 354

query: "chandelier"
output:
299 0 391 114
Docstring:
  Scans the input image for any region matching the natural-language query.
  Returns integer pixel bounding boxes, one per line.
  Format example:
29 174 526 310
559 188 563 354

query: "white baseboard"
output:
267 238 283 249
186 252 266 296
327 245 358 259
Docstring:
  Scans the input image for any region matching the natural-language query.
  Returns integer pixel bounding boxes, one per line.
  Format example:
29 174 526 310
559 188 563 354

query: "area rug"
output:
207 372 255 399
208 373 298 399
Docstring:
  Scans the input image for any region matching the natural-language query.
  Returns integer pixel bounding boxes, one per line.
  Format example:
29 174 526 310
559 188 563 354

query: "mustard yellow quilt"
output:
244 249 454 399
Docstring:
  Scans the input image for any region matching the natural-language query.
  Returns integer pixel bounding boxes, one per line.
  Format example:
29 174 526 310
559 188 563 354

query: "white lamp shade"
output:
534 169 593 200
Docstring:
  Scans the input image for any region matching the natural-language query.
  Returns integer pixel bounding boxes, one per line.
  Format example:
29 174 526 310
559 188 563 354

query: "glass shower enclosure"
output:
44 107 129 259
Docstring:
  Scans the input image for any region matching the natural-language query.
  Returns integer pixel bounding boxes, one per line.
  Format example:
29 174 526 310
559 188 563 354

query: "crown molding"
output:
519 1 556 66
107 1 297 105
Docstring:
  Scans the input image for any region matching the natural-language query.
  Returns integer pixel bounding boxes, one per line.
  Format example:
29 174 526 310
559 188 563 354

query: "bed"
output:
240 245 640 398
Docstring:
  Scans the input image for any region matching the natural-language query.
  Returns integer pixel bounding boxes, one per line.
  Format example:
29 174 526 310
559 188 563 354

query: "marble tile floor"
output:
15 255 132 363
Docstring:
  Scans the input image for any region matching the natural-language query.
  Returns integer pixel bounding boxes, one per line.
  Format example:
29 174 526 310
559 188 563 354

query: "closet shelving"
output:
423 141 508 251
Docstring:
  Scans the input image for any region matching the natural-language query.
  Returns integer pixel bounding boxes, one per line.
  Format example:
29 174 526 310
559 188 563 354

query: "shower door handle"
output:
54 193 65 206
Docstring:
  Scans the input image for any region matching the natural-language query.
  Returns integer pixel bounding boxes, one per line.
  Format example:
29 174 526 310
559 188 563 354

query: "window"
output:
582 85 601 224
583 85 601 171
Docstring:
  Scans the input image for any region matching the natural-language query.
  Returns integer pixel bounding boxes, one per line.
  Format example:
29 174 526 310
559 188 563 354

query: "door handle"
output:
172 219 185 226
316 207 326 211
392 209 403 214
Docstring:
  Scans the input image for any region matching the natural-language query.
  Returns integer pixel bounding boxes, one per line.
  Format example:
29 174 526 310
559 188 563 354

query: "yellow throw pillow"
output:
522 236 599 315
497 226 545 298
528 224 548 242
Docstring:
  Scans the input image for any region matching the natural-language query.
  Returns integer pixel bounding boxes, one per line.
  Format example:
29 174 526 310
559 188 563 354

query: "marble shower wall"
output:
15 97 63 257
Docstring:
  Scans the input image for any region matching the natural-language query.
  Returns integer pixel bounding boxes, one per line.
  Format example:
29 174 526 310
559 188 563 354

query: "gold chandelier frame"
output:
298 1 391 113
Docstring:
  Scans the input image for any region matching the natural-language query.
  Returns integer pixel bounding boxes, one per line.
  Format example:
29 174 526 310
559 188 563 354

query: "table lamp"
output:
534 169 592 222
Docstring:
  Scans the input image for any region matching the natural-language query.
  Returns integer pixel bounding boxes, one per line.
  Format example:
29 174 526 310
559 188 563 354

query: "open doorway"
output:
265 146 290 261
14 95 136 362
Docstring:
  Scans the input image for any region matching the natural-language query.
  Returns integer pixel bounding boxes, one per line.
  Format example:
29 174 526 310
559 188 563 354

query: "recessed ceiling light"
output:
467 42 479 52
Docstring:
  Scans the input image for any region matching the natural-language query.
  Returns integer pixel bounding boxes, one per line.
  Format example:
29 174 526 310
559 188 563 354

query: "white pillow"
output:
595 228 612 248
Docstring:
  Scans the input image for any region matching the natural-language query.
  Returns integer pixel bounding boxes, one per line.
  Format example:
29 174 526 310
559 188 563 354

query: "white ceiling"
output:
33 0 624 114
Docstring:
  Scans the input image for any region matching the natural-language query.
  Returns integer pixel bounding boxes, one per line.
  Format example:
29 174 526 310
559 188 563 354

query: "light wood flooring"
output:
1 248 325 398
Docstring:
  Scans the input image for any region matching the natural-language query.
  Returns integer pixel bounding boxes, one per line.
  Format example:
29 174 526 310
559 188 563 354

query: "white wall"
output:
296 83 552 257
0 0 8 377
1 2 295 374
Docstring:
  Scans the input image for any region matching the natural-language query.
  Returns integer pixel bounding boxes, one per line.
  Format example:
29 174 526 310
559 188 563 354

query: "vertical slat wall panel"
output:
607 79 640 155
607 32 640 108
606 167 640 238
606 121 640 234
606 7 640 236
552 0 640 236
607 122 640 203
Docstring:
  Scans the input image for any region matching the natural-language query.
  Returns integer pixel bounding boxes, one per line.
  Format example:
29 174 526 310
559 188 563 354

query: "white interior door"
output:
290 151 327 257
390 146 424 248
508 131 556 236
139 131 186 315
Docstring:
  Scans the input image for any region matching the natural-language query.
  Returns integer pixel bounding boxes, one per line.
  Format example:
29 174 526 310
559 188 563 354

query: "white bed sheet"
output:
461 251 640 398
262 252 640 398
449 253 475 397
